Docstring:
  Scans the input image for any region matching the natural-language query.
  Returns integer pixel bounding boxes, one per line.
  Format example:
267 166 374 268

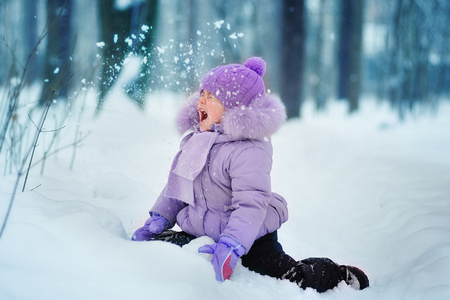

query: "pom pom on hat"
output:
199 57 267 109
244 57 266 77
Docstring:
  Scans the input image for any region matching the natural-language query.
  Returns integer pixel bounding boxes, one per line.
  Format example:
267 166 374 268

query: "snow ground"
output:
1 89 450 300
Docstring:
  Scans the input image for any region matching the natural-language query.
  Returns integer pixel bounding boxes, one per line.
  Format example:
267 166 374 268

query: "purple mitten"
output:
198 236 246 281
131 213 169 241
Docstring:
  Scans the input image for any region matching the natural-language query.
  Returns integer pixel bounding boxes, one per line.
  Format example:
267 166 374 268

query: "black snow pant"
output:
150 230 343 293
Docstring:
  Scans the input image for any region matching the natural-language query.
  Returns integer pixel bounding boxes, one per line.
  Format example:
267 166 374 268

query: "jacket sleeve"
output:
150 185 187 227
221 144 273 252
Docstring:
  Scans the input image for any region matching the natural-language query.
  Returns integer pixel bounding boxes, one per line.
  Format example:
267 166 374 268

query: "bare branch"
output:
22 101 52 192
31 131 90 169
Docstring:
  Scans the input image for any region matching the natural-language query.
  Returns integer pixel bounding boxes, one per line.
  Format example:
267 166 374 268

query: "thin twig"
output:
39 74 75 175
30 184 42 191
31 131 90 169
22 101 52 192
0 170 22 239
28 114 66 133
0 101 52 240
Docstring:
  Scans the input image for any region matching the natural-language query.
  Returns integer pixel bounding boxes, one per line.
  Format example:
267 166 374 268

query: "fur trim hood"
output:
176 93 286 140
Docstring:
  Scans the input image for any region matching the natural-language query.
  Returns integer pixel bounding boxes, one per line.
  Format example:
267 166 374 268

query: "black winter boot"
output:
282 257 370 293
339 265 370 290
282 257 342 293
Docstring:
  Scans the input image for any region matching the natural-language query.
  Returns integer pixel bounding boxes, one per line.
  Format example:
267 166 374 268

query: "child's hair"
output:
199 57 266 109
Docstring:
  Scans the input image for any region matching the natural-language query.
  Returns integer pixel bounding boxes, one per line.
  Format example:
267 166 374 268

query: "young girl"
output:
132 57 369 293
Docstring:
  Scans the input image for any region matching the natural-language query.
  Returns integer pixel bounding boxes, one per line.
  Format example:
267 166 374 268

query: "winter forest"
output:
2 0 449 116
1 0 450 300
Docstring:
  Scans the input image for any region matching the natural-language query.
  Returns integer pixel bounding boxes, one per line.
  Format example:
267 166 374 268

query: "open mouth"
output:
200 109 208 122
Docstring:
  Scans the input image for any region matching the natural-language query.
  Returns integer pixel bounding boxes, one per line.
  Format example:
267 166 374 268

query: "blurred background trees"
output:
96 0 159 111
1 0 449 119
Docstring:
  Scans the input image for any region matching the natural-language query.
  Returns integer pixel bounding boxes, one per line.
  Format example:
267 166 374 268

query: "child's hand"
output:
131 213 169 241
198 236 246 281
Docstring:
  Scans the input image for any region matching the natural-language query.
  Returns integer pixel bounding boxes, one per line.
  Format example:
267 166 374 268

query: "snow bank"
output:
1 90 449 300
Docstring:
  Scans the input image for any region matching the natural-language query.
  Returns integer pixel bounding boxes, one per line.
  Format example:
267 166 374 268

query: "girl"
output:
132 57 369 293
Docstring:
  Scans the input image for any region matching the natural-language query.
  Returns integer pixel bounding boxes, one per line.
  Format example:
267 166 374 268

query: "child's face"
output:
198 90 225 131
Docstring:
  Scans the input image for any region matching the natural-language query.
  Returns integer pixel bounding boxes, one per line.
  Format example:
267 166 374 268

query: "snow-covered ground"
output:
1 88 449 300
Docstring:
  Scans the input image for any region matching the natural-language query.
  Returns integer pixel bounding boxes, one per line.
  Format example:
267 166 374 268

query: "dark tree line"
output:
1 0 449 119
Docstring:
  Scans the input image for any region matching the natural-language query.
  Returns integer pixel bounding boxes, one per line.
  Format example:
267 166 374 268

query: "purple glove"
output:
131 213 169 241
198 235 246 281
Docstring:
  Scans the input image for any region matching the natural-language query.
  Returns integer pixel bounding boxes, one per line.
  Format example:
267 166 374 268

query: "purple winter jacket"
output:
150 93 288 252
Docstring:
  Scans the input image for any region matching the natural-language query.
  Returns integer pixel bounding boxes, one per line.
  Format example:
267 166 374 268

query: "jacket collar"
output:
176 93 286 140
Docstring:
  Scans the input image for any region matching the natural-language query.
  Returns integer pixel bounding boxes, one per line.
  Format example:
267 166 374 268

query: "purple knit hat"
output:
199 57 266 109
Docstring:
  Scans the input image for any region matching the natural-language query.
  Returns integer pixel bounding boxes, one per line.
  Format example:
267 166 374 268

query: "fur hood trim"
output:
176 93 286 140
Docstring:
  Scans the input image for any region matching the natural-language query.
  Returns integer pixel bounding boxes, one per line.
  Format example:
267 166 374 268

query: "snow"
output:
96 41 106 48
1 88 450 300
214 20 225 29
229 32 244 40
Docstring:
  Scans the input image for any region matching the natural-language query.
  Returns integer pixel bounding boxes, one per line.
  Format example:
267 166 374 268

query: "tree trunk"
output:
96 0 132 111
280 0 306 119
311 0 326 111
337 0 364 113
39 0 74 105
96 0 159 111
402 0 429 108
435 2 450 97
388 0 432 118
24 0 40 83
125 0 159 107
186 0 198 92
